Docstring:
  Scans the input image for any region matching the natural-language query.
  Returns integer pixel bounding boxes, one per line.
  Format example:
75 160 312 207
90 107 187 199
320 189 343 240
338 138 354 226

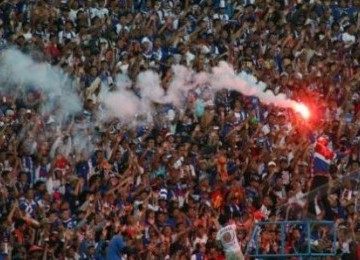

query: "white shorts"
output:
225 250 244 260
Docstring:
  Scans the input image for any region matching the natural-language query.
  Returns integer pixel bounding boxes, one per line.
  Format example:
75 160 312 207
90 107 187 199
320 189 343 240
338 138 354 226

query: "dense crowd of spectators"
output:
0 0 360 259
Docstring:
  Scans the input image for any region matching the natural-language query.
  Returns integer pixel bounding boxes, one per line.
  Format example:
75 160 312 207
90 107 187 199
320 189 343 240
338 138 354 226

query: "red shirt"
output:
13 228 24 245
356 244 360 259
44 43 61 59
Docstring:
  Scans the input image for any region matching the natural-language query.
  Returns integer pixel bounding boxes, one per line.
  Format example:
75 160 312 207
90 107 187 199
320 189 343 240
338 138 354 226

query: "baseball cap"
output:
268 161 277 167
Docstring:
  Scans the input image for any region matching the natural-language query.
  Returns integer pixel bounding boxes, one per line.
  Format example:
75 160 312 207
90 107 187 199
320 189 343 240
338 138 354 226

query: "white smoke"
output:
136 70 164 104
0 48 82 116
210 62 294 107
1 48 301 127
101 61 301 123
102 89 143 121
115 73 132 89
101 70 165 125
164 65 194 106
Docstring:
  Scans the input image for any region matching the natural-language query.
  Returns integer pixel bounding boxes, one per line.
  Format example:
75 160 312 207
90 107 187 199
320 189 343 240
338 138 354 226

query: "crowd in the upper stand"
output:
0 0 360 259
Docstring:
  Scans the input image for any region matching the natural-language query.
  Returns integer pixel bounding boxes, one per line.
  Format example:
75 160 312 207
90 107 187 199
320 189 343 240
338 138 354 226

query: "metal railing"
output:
245 220 337 258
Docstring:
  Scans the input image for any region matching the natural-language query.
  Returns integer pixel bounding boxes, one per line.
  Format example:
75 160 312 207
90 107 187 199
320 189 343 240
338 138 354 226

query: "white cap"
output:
141 37 151 45
268 161 277 167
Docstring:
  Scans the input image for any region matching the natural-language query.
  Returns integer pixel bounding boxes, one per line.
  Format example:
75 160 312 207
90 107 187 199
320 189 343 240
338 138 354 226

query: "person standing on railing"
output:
307 135 335 220
308 135 350 220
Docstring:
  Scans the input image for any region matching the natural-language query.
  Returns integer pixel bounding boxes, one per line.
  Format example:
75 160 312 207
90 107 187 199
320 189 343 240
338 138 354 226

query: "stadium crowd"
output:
0 0 360 259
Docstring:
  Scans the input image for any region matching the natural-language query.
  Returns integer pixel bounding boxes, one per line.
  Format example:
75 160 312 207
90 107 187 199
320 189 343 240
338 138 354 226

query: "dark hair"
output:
218 213 230 226
14 218 26 228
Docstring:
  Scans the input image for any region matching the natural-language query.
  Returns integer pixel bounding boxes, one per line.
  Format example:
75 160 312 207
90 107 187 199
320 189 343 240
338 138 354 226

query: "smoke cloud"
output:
0 48 82 116
1 48 302 127
210 62 294 107
101 61 302 122
102 89 143 122
136 70 164 104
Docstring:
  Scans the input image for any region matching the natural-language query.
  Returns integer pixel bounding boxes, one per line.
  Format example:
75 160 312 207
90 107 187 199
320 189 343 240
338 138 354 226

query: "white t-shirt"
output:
213 13 229 21
115 24 130 34
216 224 241 253
89 7 109 19
259 204 271 220
288 191 306 207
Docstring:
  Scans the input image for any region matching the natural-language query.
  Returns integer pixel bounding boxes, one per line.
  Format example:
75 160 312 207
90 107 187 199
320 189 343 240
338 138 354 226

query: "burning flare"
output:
294 103 310 119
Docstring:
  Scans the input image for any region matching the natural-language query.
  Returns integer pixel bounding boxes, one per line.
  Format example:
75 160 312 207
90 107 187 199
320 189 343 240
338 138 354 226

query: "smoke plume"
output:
0 48 82 116
1 48 302 126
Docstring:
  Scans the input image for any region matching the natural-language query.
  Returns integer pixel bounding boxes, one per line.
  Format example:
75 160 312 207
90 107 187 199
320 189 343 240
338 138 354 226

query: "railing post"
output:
307 221 311 256
281 222 285 255
333 222 337 255
255 224 259 256
245 220 336 258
